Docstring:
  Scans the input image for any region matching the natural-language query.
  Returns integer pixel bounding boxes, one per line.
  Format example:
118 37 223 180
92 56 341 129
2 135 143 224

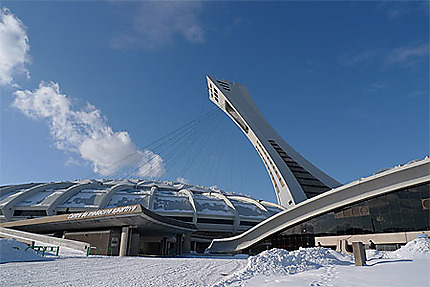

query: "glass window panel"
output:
387 193 403 232
387 193 400 213
355 215 372 234
336 218 346 235
397 189 414 231
416 183 430 229
389 212 404 232
344 219 354 234
410 183 430 200
368 195 386 233
325 212 337 236
423 209 430 230
409 187 426 230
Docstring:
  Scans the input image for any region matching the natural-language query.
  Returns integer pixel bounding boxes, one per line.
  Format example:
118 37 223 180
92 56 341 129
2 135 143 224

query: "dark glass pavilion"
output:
244 182 429 254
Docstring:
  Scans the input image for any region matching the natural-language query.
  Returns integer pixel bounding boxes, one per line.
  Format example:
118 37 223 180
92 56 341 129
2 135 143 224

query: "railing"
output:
0 227 91 254
25 245 60 257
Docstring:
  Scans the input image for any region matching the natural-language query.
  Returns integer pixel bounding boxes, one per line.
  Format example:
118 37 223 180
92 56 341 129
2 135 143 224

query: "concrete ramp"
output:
0 227 90 254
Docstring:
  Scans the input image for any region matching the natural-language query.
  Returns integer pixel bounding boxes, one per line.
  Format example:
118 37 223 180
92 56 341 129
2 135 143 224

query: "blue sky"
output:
1 1 428 203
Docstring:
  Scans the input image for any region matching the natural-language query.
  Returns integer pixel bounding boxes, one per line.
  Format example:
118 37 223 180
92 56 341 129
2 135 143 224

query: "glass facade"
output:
246 182 429 254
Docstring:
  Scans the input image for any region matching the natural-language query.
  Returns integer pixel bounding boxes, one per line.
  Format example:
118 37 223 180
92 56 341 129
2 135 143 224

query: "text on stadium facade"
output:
67 205 139 220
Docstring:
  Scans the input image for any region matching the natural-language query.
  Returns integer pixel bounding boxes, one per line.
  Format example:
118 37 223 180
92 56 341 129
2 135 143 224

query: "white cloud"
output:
339 43 429 68
386 44 429 65
339 50 377 66
112 1 205 49
12 82 165 178
375 2 429 20
0 8 30 86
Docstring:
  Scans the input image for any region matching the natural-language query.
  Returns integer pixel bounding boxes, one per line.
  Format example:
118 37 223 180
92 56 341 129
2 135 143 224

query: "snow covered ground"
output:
1 254 247 287
1 238 429 286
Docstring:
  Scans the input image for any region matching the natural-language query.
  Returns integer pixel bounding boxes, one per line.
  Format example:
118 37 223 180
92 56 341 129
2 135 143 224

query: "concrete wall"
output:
64 229 121 256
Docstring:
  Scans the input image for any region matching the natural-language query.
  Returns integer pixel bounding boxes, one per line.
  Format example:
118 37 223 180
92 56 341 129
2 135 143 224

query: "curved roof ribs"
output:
0 182 73 220
44 181 104 215
206 75 341 208
178 189 198 225
259 200 286 211
202 192 240 232
95 183 135 209
227 196 268 212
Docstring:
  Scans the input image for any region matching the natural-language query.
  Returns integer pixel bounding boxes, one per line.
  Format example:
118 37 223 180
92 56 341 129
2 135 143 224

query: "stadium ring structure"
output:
0 179 282 255
1 75 429 256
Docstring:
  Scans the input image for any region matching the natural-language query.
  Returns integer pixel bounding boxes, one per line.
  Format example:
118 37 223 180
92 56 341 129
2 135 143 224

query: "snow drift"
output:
389 237 430 259
214 247 352 286
0 239 50 264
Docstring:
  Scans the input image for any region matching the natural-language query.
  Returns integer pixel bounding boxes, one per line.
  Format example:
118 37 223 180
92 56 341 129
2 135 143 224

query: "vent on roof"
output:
13 209 47 217
216 80 231 91
212 88 219 102
197 218 234 225
268 139 330 199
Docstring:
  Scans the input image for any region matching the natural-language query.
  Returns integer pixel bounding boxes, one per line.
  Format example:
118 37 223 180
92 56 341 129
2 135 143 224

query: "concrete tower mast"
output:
206 75 341 208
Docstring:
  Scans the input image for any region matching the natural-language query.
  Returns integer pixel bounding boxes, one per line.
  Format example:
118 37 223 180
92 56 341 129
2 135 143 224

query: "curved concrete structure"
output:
206 76 340 208
0 179 281 235
178 189 198 225
96 183 135 209
1 204 197 235
208 157 430 253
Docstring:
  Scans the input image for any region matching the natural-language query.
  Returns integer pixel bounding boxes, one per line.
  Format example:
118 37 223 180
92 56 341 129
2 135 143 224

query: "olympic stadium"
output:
0 179 282 255
1 75 429 256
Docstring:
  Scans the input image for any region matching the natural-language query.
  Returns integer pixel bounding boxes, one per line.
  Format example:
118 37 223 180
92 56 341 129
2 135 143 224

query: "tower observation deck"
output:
206 76 341 208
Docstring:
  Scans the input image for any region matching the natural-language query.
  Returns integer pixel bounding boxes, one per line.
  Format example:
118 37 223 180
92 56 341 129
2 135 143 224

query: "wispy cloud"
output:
0 8 30 87
339 43 429 69
375 1 429 20
407 90 428 99
364 82 386 94
385 43 429 66
347 109 368 120
339 50 378 66
13 81 165 178
111 1 205 50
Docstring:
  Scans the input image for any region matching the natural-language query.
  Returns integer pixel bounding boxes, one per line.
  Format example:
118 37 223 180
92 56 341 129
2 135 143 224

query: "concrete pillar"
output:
175 234 183 255
352 242 367 266
160 237 168 256
339 239 353 254
119 226 130 256
183 233 191 254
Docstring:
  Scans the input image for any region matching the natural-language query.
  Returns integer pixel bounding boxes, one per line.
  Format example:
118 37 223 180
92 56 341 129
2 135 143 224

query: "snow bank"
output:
0 239 50 264
365 249 384 260
214 247 352 286
389 237 430 259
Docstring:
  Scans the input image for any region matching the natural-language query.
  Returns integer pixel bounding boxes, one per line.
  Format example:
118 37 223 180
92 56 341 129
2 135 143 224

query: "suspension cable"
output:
84 106 219 179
